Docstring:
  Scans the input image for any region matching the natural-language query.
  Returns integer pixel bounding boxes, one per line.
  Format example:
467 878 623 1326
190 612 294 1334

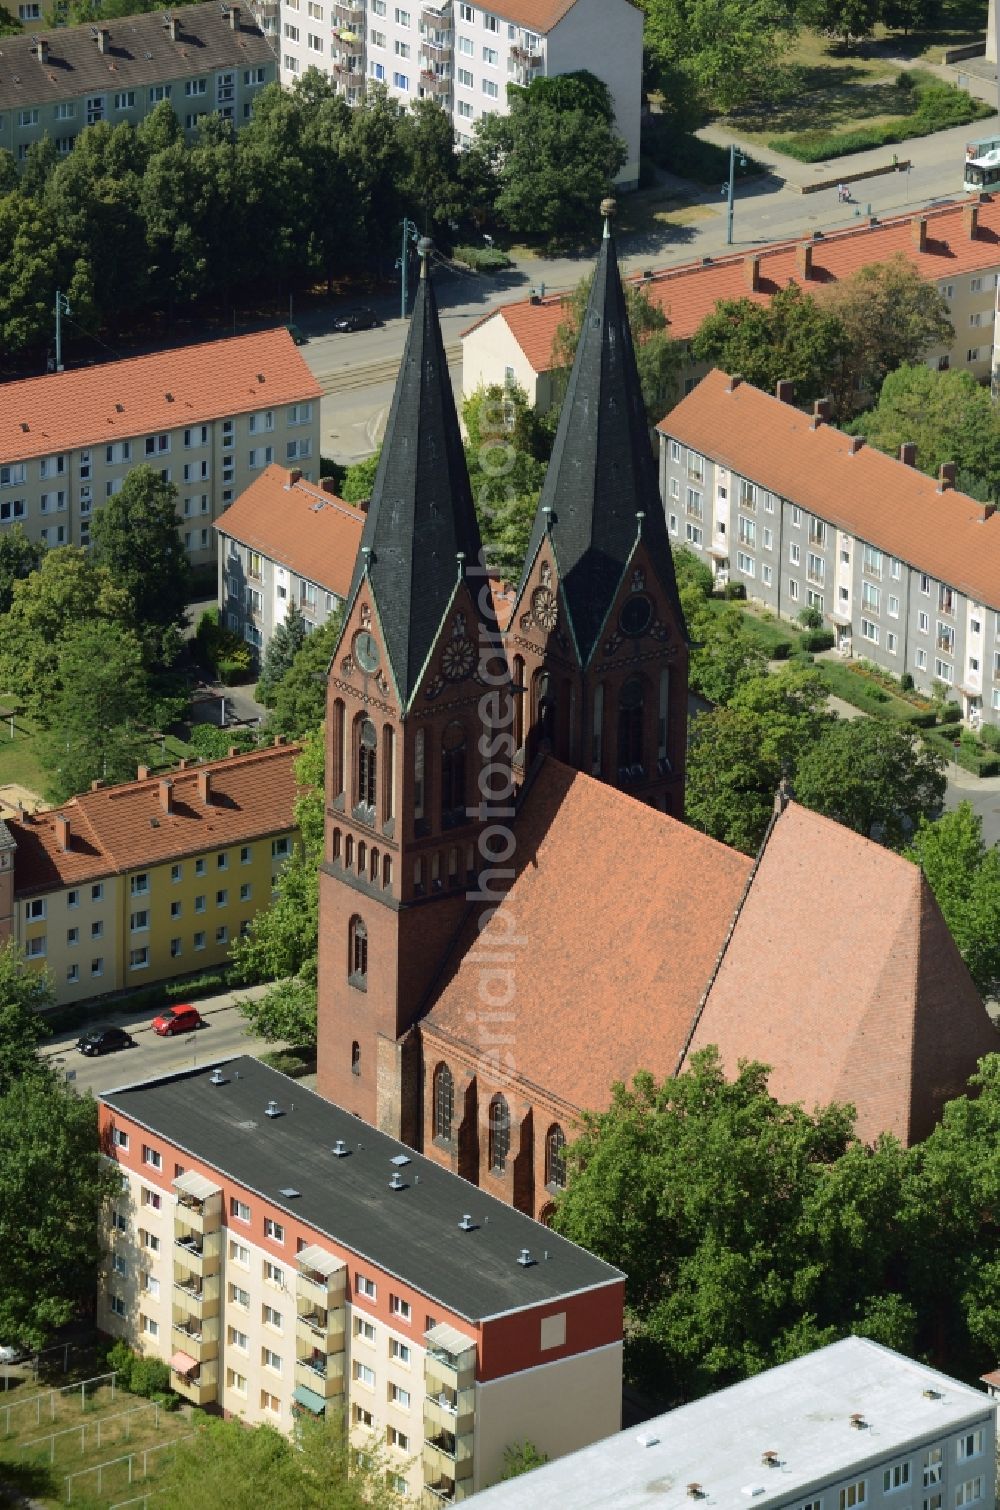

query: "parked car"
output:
151 1004 204 1037
0 1343 28 1364
76 1026 136 1057
332 308 380 333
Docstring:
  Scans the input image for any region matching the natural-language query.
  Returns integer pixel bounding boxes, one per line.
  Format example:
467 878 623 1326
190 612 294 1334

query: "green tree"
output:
0 190 93 356
0 1078 119 1350
794 717 946 848
341 451 381 504
798 0 880 44
823 256 953 419
269 612 343 741
551 269 683 425
641 0 797 110
553 1050 910 1399
473 74 627 244
463 382 548 579
397 97 466 237
499 1441 550 1480
233 733 323 1047
89 464 191 665
689 608 769 705
35 621 155 802
905 802 1000 995
691 284 847 411
852 365 1000 500
0 525 44 616
0 548 132 720
257 605 309 708
0 940 52 1097
685 705 783 853
148 1411 404 1510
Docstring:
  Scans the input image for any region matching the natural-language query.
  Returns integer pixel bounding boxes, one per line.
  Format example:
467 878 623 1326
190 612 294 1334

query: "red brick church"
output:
315 209 996 1219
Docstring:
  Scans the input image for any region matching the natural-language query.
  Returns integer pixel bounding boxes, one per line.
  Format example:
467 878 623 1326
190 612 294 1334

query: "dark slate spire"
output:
521 200 687 664
347 239 485 706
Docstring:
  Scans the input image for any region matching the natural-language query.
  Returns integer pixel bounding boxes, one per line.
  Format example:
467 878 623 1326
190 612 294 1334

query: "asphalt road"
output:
39 985 292 1100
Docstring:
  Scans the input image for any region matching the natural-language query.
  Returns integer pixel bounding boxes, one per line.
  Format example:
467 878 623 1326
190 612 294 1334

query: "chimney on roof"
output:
982 503 997 521
288 468 302 486
810 397 832 429
228 745 239 757
197 769 213 805
178 758 188 770
775 379 795 404
773 776 794 816
137 763 149 781
158 777 173 815
726 374 742 393
54 812 71 852
899 442 917 466
95 25 110 51
228 3 241 27
937 461 956 492
34 36 48 62
744 254 761 292
165 12 179 38
355 496 370 514
319 477 340 496
795 240 814 280
90 779 101 792
964 200 980 239
273 734 287 747
848 435 864 455
911 215 928 252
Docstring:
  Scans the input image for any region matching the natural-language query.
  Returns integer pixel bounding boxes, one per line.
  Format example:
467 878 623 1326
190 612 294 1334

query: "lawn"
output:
0 1375 196 1509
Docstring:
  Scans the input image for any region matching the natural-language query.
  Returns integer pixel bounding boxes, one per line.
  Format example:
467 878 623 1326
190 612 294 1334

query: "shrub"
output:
979 722 1000 751
801 629 835 652
218 655 252 686
674 546 714 599
938 702 962 724
106 1340 136 1381
770 639 793 660
129 1356 171 1398
797 606 823 630
643 123 762 184
453 244 513 273
900 672 914 691
723 581 747 600
771 82 990 162
152 1391 182 1411
186 724 256 760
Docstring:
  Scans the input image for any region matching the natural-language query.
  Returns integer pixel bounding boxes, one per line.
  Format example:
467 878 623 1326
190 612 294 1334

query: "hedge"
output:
922 728 1000 777
772 81 991 163
453 244 513 273
801 629 835 652
43 966 234 1032
642 124 763 185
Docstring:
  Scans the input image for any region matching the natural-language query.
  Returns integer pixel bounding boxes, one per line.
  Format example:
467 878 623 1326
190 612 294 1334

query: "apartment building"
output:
0 3 275 162
275 0 641 187
0 330 320 569
215 464 364 661
462 195 1000 412
9 742 299 1006
98 1056 625 1502
659 369 1000 727
475 1336 998 1510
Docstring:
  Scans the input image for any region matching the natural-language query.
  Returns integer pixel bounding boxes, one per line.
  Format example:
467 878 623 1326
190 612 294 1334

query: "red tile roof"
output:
0 330 321 463
12 743 300 893
214 465 363 597
688 802 998 1144
422 758 754 1111
488 0 576 28
661 368 1000 611
464 197 998 375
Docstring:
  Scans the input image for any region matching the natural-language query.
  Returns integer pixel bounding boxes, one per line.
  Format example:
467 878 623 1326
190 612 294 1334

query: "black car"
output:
332 309 380 333
76 1026 136 1057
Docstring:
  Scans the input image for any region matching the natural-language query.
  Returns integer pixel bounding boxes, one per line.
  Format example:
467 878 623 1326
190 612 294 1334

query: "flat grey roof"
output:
474 1338 996 1509
0 3 273 113
100 1056 622 1324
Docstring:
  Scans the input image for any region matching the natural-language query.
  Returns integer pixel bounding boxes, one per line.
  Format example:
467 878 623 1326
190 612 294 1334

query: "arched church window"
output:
441 721 467 829
433 1062 455 1143
356 718 377 819
348 916 367 989
351 1040 361 1076
617 677 645 781
489 1094 510 1175
512 655 525 750
545 1124 567 1189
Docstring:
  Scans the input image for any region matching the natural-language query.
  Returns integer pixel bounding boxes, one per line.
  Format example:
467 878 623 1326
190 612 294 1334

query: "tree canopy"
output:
89 464 191 665
256 604 308 709
906 802 1000 995
0 939 52 1097
852 365 1000 500
269 611 343 741
691 284 847 411
551 272 684 425
463 382 549 580
640 0 798 111
793 716 946 847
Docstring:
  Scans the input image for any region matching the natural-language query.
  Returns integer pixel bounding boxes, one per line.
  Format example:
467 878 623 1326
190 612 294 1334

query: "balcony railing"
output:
510 43 541 63
294 1353 345 1399
420 70 451 94
937 637 956 654
332 59 363 80
420 33 452 55
687 465 705 484
807 570 825 587
333 0 363 22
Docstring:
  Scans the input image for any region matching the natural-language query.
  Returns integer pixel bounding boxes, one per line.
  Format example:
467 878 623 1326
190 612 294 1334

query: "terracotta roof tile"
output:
214 465 364 597
486 0 576 31
465 197 1000 374
661 369 1000 611
0 329 320 464
688 802 998 1144
422 758 753 1111
12 743 300 893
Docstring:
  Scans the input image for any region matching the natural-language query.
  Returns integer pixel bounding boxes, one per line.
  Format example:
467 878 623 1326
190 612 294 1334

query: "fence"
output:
19 1400 164 1465
65 1433 193 1503
0 1370 117 1435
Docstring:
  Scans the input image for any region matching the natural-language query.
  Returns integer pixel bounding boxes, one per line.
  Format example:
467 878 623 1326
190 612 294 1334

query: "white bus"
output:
964 136 1000 191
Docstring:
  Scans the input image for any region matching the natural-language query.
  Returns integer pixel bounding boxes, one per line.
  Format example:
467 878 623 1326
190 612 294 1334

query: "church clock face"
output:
532 585 558 632
620 594 653 637
353 630 381 673
442 636 476 681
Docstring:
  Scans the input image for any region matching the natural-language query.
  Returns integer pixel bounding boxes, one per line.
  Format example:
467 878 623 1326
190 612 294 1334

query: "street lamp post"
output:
397 218 421 320
721 144 748 246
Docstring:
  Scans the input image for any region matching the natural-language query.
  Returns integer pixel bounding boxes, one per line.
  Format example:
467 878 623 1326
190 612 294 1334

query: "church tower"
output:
506 200 689 814
316 242 511 1141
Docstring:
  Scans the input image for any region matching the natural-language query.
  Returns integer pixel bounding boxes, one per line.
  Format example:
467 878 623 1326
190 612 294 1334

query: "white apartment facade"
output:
98 1057 625 1503
0 331 320 570
474 1336 998 1510
274 0 642 187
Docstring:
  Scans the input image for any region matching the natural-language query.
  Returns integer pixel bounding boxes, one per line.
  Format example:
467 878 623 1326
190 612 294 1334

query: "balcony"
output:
739 491 756 513
420 69 451 95
423 1433 474 1477
424 1386 475 1439
294 1351 345 1399
420 34 452 58
296 1305 346 1351
296 1246 347 1308
422 1480 473 1506
807 570 825 588
333 0 363 22
421 2 452 24
173 1225 221 1278
173 1270 220 1320
171 1311 219 1364
171 1358 218 1407
510 43 541 64
937 637 956 655
332 59 363 81
687 466 705 485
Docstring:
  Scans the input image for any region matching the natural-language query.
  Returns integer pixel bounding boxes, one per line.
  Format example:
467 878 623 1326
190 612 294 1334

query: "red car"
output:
151 1004 204 1037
